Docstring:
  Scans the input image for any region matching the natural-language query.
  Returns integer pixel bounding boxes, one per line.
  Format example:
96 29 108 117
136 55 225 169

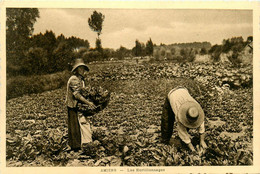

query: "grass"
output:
7 71 71 100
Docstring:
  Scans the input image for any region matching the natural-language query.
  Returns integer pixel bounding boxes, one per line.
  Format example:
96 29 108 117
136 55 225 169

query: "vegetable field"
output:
6 61 253 166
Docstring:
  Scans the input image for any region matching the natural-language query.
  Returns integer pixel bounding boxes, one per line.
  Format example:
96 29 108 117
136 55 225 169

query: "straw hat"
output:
177 101 204 128
71 58 89 72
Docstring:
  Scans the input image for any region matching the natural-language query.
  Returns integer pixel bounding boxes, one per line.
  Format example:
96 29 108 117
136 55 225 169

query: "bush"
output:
200 48 207 55
7 71 71 100
83 49 103 62
180 48 196 62
154 52 160 61
209 45 222 62
160 49 166 57
227 51 242 67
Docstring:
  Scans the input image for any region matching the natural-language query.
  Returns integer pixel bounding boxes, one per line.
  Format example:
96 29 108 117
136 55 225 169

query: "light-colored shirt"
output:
65 75 85 108
168 87 205 144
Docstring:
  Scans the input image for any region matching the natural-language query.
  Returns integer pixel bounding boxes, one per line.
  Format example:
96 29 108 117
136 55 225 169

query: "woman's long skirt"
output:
78 114 93 145
67 107 81 150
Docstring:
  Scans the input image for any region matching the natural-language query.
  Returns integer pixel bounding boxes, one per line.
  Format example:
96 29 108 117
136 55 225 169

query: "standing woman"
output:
65 58 96 151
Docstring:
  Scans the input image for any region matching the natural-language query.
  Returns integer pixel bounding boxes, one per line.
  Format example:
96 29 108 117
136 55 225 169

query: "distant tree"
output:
6 8 39 76
222 37 245 54
180 48 195 62
22 47 48 75
67 36 90 50
30 30 57 56
209 44 220 54
74 47 92 64
153 49 160 61
84 49 102 62
140 43 146 56
88 10 105 52
165 50 172 60
95 38 102 53
102 48 115 60
170 48 176 55
232 43 244 53
222 39 231 53
57 34 66 43
145 38 154 56
180 48 186 57
116 46 129 59
230 36 244 44
227 50 242 67
30 33 44 48
200 47 207 55
42 30 57 54
160 43 165 46
187 48 196 62
88 11 105 38
34 30 57 72
209 44 222 62
227 37 246 66
160 48 166 58
53 41 74 71
28 32 90 73
133 40 142 57
73 47 88 58
29 31 57 72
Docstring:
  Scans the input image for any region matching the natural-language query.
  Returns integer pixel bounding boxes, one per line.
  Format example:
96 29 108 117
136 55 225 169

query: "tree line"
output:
6 8 253 77
153 41 212 62
209 36 253 65
6 8 156 77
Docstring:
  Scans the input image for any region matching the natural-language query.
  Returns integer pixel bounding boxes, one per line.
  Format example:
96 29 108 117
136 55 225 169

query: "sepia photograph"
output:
1 1 260 173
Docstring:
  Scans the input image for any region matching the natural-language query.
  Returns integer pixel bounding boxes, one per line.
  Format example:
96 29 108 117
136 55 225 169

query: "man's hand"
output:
200 140 207 149
187 143 196 152
199 133 207 149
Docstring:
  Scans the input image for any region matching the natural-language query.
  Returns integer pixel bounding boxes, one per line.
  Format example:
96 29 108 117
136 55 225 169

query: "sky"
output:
33 8 253 50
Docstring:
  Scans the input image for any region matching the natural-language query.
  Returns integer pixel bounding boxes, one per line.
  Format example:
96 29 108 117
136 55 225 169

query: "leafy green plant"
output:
77 86 110 115
6 62 253 167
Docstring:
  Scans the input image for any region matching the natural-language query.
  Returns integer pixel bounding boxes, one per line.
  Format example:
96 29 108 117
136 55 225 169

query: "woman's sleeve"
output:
69 77 82 97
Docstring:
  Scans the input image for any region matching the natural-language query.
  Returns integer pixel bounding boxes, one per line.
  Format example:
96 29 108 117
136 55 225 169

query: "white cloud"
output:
34 9 253 49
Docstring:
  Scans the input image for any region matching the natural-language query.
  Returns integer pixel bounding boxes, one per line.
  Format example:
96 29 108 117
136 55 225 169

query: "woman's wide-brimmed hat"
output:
177 101 204 128
71 58 89 72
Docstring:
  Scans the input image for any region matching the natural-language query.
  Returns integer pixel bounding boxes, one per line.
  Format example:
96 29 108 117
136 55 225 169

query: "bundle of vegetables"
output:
77 86 110 116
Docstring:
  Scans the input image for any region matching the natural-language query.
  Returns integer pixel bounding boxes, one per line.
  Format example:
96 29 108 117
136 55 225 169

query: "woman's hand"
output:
77 94 97 110
86 101 97 110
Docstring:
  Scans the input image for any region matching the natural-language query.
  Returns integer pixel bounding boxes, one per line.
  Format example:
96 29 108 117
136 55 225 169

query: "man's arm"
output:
177 123 196 151
199 133 207 149
187 142 196 152
198 122 207 149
